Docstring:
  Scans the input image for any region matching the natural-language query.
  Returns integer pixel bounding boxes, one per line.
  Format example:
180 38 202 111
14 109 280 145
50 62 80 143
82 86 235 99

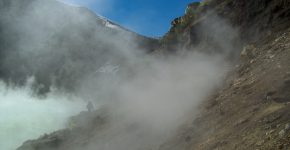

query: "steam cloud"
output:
0 79 85 150
0 0 240 150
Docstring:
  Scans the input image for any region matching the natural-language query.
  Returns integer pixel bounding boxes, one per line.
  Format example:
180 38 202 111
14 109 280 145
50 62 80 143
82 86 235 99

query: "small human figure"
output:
86 101 94 112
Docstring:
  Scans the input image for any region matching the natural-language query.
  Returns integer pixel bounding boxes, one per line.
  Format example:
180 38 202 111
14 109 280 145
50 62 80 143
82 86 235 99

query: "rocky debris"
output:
266 129 275 136
17 130 70 150
278 123 290 138
279 129 286 137
265 91 276 101
256 140 265 146
285 123 290 131
233 117 250 127
264 78 290 103
17 108 109 150
262 114 282 124
241 45 256 61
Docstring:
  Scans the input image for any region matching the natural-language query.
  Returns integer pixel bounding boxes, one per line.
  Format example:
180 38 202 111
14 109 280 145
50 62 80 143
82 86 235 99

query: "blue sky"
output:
61 0 200 37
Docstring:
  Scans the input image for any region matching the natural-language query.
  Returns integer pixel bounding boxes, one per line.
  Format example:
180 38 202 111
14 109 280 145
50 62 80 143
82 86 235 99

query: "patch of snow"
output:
56 0 83 8
96 14 121 30
105 22 120 29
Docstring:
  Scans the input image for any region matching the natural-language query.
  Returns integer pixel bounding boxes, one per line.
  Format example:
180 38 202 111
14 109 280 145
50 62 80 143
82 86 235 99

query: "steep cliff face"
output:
161 0 290 52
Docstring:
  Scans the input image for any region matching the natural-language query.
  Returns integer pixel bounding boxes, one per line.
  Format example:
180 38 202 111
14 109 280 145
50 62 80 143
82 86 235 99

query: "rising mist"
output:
0 0 240 150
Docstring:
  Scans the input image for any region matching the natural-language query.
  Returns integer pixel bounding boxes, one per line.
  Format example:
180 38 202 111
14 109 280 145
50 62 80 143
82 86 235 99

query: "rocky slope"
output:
159 28 290 150
15 0 290 150
158 0 290 149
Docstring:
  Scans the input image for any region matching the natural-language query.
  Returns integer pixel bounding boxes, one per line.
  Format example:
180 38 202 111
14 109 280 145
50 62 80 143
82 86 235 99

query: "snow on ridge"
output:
96 14 121 30
56 0 83 8
104 21 120 29
55 2 122 30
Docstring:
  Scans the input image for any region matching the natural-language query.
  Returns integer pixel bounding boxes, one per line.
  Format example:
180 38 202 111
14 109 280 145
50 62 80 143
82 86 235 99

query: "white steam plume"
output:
0 80 85 150
0 0 240 150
